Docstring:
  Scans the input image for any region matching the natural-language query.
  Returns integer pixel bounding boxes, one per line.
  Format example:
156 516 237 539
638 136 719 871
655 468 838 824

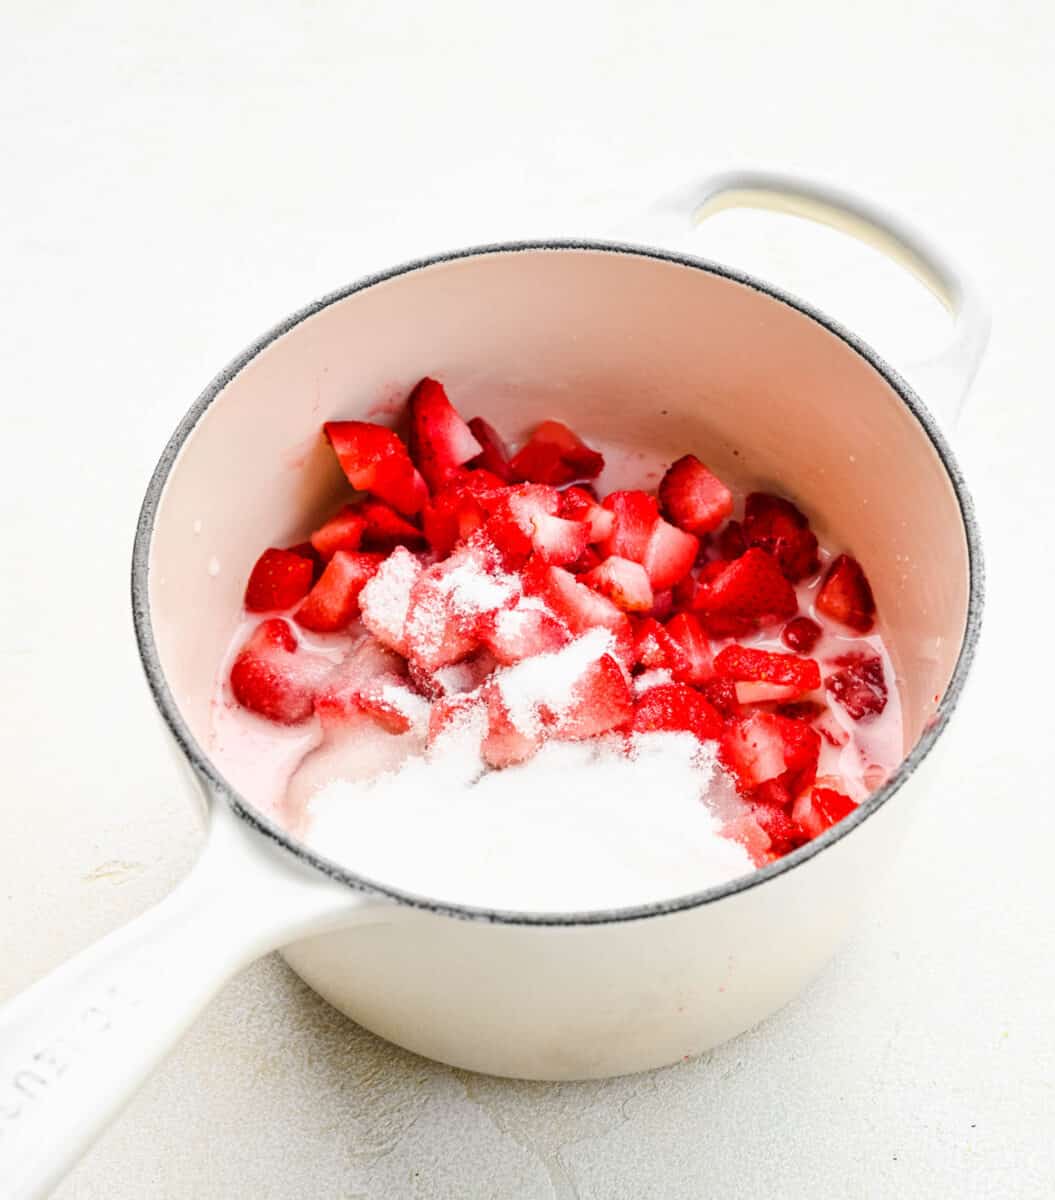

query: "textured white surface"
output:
1 1 1052 1196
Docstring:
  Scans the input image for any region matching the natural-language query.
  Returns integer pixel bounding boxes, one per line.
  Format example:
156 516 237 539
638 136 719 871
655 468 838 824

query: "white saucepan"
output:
0 170 987 1199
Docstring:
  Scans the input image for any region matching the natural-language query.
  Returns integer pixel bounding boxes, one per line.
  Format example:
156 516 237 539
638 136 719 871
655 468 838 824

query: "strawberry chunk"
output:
314 635 408 726
742 493 819 582
509 420 604 486
244 548 315 612
658 455 734 535
816 554 877 632
792 786 857 840
466 416 514 481
734 682 800 705
555 653 634 740
355 678 431 736
528 512 591 566
632 617 691 676
600 491 660 561
750 798 805 856
482 483 562 562
568 544 603 574
229 618 323 725
631 683 722 742
716 520 746 561
559 486 615 543
357 500 426 551
825 653 888 719
294 551 385 632
642 519 698 590
663 612 715 684
522 560 631 639
359 545 424 656
309 506 368 561
721 711 820 794
694 547 797 627
713 645 821 692
478 600 571 665
405 377 483 490
323 421 427 515
410 648 497 699
782 615 822 654
480 681 542 767
581 556 654 612
422 473 502 556
428 691 487 746
700 677 742 719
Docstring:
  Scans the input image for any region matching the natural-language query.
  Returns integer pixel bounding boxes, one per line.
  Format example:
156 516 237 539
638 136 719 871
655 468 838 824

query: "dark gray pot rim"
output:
131 238 984 927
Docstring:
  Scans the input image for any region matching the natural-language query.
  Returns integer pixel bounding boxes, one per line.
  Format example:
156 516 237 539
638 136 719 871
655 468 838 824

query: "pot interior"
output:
144 246 972 845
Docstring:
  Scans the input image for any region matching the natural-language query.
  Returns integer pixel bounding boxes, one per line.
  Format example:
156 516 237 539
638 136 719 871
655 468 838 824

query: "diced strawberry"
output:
480 681 542 768
816 554 877 632
632 617 691 676
734 682 800 705
815 708 850 747
314 636 408 725
229 618 323 725
642 519 698 590
428 691 486 746
287 541 325 582
466 416 514 481
782 615 822 654
700 678 741 719
721 711 820 794
479 600 570 665
775 700 825 722
825 653 888 719
357 500 426 551
406 377 483 491
658 455 734 535
555 653 634 740
294 551 385 632
693 547 797 627
244 548 315 612
671 571 700 610
568 544 604 574
522 560 631 637
792 786 857 840
648 589 674 620
482 483 562 562
750 798 804 856
422 474 501 556
600 491 659 561
359 545 423 656
716 520 746 560
663 612 715 684
582 556 654 612
631 682 722 743
742 493 819 582
410 648 497 699
309 506 368 560
713 645 821 692
323 421 427 515
509 420 604 486
753 778 793 808
528 512 591 566
559 486 615 543
355 678 431 736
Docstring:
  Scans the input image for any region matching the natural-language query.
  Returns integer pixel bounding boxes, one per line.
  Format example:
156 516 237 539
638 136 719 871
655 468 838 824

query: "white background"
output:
2 2 1053 1196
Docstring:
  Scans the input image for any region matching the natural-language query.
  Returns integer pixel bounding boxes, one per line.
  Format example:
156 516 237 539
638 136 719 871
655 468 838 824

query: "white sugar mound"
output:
303 722 754 912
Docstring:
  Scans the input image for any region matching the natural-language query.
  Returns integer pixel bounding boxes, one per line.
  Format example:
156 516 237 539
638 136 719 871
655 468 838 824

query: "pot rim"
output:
131 238 984 927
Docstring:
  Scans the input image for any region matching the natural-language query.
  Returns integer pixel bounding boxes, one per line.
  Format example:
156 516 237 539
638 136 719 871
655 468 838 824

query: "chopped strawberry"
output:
244 548 315 612
825 653 888 719
355 678 431 736
582 556 654 612
600 490 660 562
466 416 514 481
694 547 797 627
323 421 427 515
648 589 674 620
359 545 424 656
559 486 615 543
750 798 804 856
357 500 426 551
309 506 368 561
482 483 561 562
405 377 483 491
816 554 877 632
478 601 570 665
287 542 325 582
713 645 821 692
631 683 722 742
716 520 746 560
721 711 820 794
422 473 502 556
663 612 715 684
742 493 819 582
509 420 604 486
294 551 385 632
632 617 691 676
523 560 631 638
480 681 542 768
568 544 604 574
734 682 800 705
314 636 408 725
642 519 698 590
671 571 701 611
528 511 591 566
699 678 741 719
410 648 497 699
428 691 486 746
658 455 734 535
792 786 857 840
776 700 825 722
555 653 634 740
782 615 822 654
229 619 322 725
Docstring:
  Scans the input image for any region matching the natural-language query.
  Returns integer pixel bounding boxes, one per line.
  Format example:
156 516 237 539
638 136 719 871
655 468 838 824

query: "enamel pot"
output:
0 170 987 1199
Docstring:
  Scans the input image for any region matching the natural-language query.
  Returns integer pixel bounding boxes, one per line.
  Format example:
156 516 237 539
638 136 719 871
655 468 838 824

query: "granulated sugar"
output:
304 722 754 912
497 627 614 736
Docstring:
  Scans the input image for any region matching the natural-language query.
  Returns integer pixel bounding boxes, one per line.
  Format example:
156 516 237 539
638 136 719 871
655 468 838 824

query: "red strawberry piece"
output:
229 618 323 725
582 556 654 612
410 648 497 699
825 653 888 719
631 682 723 743
792 786 857 840
776 700 825 722
422 474 502 556
309 506 368 561
716 520 746 561
648 589 674 620
632 617 692 676
405 377 483 491
699 677 741 719
355 678 431 736
782 615 822 654
742 493 819 582
671 571 700 611
554 653 634 740
294 551 385 633
753 778 793 809
568 544 604 574
816 554 877 632
466 416 514 481
244 548 315 612
482 483 562 562
522 559 630 637
663 612 715 684
750 798 803 856
428 691 486 746
357 499 426 551
600 491 659 561
559 486 615 543
694 547 797 627
359 545 424 656
713 645 821 692
314 635 408 726
658 455 734 535
480 681 542 768
528 511 591 566
720 712 820 794
642 519 699 590
287 542 325 582
734 682 800 705
323 421 427 515
509 420 604 486
478 600 571 665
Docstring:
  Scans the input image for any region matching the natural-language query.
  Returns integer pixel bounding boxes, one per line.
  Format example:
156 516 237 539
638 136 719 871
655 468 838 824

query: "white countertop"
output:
2 2 1052 1196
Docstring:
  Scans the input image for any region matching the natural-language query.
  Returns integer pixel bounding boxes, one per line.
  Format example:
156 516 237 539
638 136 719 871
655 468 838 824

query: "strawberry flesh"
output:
466 416 514 481
229 618 321 725
582 556 654 612
294 551 385 632
631 683 722 743
309 506 368 560
825 653 888 719
694 547 797 627
244 548 315 612
658 455 734 535
742 493 819 582
713 645 821 692
642 519 698 590
323 421 427 515
782 615 822 654
816 554 877 632
406 377 483 491
600 490 659 562
509 420 604 485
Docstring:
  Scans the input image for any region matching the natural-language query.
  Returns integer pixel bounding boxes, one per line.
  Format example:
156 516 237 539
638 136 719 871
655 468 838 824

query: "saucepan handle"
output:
641 169 990 432
0 801 378 1199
